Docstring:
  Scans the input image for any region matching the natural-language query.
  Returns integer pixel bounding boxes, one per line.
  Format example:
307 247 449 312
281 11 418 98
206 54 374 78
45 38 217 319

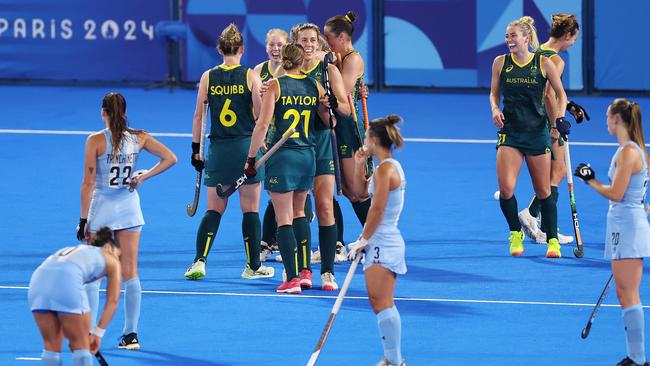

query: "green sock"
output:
293 217 311 272
499 195 521 232
305 193 314 222
277 225 298 280
242 212 261 270
333 198 344 243
319 224 337 274
528 195 540 217
194 210 222 262
540 186 559 233
351 198 372 225
540 195 558 241
262 200 276 245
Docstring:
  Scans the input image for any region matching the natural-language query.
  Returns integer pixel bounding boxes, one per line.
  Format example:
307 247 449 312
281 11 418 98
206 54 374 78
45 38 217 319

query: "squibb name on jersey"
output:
106 152 137 165
209 84 245 96
280 95 318 106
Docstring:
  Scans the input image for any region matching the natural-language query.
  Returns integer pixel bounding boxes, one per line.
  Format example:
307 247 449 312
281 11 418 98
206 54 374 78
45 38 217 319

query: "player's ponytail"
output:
281 43 304 70
510 16 539 52
550 13 579 39
90 227 117 248
610 98 649 162
218 23 243 55
102 92 128 155
369 114 404 150
325 10 357 37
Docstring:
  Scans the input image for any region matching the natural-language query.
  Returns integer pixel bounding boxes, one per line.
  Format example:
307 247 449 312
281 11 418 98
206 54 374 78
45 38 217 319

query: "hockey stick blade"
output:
95 350 109 366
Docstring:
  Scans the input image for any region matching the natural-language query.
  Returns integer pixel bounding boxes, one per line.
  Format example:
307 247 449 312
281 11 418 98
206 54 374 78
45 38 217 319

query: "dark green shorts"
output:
314 129 334 176
334 112 365 158
496 129 551 156
204 137 264 187
264 147 315 192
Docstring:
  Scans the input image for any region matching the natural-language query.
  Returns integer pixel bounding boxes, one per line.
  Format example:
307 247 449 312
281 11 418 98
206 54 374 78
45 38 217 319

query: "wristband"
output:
91 326 106 338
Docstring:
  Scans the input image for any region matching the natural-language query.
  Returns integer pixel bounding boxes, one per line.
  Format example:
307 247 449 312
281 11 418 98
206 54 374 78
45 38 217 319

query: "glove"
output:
324 51 335 65
76 218 87 241
574 163 595 183
555 117 571 140
191 142 204 172
347 237 369 260
244 156 256 178
567 101 590 124
327 93 339 111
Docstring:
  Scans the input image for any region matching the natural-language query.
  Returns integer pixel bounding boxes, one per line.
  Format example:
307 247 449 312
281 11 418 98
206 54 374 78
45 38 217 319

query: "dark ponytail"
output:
368 114 404 150
325 10 357 37
102 92 138 155
90 227 117 248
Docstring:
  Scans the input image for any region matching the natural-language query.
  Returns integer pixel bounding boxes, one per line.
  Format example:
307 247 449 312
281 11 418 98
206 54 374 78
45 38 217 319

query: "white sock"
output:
377 306 403 365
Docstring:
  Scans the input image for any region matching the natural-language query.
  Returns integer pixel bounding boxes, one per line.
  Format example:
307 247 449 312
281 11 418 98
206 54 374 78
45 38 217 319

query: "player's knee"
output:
533 187 551 199
499 188 515 199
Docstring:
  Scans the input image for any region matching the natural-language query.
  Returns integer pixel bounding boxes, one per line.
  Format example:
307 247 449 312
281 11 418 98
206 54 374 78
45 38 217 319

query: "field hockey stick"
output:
186 100 209 216
306 253 362 366
95 350 109 366
347 93 373 180
360 80 369 131
216 128 295 198
563 138 585 258
323 52 343 195
581 273 614 339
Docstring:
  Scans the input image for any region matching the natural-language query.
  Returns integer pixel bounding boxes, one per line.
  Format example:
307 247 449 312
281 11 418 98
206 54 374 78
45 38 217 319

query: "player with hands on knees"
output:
575 99 650 366
347 115 407 366
29 227 122 365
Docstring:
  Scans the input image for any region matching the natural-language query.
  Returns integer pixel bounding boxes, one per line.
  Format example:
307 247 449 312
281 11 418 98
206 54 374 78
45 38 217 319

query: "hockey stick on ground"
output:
323 52 343 195
95 350 109 366
216 128 295 198
563 138 585 258
306 254 362 366
347 93 373 179
581 274 614 339
186 100 209 216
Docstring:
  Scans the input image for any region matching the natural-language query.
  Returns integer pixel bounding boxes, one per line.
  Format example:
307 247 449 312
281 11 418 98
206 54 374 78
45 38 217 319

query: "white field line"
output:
0 285 634 308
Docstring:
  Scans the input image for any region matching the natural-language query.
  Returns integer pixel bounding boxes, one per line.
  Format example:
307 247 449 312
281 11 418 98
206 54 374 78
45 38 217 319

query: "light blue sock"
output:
84 280 100 332
377 306 403 365
41 350 61 366
622 303 646 365
123 277 141 335
71 349 92 366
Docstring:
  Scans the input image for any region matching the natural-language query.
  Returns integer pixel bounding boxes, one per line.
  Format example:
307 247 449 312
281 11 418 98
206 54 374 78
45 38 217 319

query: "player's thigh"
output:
612 259 643 296
313 175 334 225
292 190 309 219
58 312 90 350
206 185 228 213
115 230 141 280
270 191 294 226
525 153 552 198
550 142 566 184
33 311 63 352
364 264 396 312
496 146 524 196
239 182 261 212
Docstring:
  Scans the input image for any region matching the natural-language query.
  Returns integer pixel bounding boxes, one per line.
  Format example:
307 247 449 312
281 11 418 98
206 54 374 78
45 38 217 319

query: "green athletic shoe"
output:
509 230 525 256
545 238 561 258
184 259 206 280
241 264 275 279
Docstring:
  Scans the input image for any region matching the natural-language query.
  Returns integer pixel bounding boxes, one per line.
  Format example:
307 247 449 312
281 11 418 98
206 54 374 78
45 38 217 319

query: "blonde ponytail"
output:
509 16 539 52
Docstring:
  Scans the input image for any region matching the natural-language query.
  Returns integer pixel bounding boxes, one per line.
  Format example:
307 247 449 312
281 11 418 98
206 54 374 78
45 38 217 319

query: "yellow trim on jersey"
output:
267 61 276 78
301 61 320 75
219 64 241 71
246 69 251 92
206 72 210 94
540 56 546 78
510 53 535 68
285 73 307 80
274 78 281 102
539 44 558 55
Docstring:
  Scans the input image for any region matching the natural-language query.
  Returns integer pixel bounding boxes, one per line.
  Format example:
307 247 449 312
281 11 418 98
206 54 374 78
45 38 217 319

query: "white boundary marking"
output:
0 285 638 309
16 358 41 361
1 128 646 147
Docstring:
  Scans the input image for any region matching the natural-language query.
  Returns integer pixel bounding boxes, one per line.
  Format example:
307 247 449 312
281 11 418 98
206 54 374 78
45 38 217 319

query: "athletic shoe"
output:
118 332 140 350
375 357 406 366
535 231 574 245
260 241 273 262
241 264 275 279
615 356 649 366
509 230 525 256
321 272 338 291
299 269 313 289
518 209 539 240
276 277 301 294
184 259 206 280
546 238 561 258
311 250 321 264
334 241 348 262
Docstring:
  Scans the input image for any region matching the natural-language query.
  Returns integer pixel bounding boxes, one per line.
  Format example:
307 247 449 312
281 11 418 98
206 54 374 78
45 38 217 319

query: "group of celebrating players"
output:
24 8 650 366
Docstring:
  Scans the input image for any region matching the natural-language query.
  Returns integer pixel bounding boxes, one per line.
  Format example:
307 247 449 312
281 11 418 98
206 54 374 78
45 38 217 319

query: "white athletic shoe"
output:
241 264 274 279
375 357 406 366
259 241 273 262
535 230 574 245
518 209 540 240
311 250 321 264
334 241 348 263
321 272 338 291
184 259 206 280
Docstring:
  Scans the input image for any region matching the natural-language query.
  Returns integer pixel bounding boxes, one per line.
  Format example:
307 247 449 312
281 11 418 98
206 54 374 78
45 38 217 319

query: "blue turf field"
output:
1 86 650 365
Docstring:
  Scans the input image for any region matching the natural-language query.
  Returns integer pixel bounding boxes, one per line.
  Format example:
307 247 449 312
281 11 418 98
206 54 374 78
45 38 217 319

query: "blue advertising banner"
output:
385 0 583 90
0 0 168 81
182 0 373 84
